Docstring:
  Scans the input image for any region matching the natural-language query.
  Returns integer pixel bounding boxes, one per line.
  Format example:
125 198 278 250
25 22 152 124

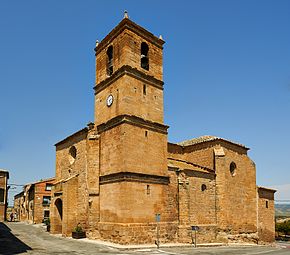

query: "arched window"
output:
141 42 149 70
107 45 113 76
201 184 207 191
230 162 237 176
68 146 77 165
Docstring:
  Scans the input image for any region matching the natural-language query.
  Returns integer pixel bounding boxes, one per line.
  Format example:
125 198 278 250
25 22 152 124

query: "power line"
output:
8 183 25 186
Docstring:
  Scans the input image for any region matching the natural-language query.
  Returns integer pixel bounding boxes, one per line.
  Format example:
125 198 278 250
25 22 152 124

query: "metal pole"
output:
157 221 160 249
191 229 194 245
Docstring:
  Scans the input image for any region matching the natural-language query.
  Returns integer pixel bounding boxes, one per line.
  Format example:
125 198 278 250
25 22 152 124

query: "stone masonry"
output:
50 15 276 245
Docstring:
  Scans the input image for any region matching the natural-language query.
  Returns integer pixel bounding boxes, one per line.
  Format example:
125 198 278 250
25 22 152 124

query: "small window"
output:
201 184 207 191
43 210 50 219
45 184 52 191
69 146 77 164
266 201 269 208
43 196 51 205
146 185 151 195
145 131 148 137
230 162 237 176
107 45 113 76
143 84 147 95
141 42 149 70
0 188 4 203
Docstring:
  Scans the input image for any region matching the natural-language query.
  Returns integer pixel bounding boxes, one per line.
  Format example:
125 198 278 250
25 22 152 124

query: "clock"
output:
106 94 114 107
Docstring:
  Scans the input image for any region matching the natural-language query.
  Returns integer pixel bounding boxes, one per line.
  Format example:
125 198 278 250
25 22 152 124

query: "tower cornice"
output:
94 65 164 95
99 172 169 185
97 114 169 135
94 18 165 55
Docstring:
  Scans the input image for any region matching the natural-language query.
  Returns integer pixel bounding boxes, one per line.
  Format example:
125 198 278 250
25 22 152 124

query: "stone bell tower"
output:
93 13 170 242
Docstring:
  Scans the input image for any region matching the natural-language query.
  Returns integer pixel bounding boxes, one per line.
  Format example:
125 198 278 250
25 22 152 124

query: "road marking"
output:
157 250 180 255
134 249 177 254
245 249 281 255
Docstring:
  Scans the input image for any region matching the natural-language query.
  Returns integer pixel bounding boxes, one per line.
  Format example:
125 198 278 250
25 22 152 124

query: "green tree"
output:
276 220 290 238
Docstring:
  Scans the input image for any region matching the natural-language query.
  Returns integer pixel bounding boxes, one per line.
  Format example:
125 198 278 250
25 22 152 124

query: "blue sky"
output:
0 0 289 204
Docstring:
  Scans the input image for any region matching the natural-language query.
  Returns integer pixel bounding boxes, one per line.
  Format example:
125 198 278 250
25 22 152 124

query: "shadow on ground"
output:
0 222 32 255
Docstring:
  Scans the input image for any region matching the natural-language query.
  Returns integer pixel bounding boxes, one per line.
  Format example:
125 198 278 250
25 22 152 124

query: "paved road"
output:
0 222 290 255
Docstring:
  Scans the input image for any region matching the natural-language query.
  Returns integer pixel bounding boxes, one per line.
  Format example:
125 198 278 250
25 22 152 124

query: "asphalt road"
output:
0 222 290 255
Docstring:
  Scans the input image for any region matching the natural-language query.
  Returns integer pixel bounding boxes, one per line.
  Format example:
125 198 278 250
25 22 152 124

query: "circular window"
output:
68 146 77 164
201 184 207 191
230 162 237 176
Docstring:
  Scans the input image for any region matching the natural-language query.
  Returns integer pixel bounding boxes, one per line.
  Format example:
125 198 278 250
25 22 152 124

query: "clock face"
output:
106 94 113 107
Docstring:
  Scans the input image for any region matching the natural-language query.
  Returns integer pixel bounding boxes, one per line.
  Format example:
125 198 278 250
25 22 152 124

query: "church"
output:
50 14 275 245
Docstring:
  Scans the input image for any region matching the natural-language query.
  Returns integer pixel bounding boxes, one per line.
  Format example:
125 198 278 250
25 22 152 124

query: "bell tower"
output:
94 14 169 229
94 15 165 126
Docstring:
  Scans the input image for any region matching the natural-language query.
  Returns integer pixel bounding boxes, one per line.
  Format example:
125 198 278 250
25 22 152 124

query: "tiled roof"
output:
177 135 248 149
33 177 55 185
258 186 277 193
54 127 88 146
0 169 9 178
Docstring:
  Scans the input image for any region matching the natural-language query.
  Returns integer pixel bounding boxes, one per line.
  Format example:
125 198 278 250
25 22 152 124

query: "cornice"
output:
97 114 169 134
94 65 164 95
257 186 276 193
95 18 164 55
54 128 88 147
99 172 169 185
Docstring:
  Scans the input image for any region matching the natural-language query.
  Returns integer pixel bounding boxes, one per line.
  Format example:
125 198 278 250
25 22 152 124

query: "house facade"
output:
0 169 9 222
50 15 276 245
14 177 54 224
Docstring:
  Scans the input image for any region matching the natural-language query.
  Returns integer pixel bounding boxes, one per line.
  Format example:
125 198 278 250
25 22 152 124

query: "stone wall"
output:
94 74 164 126
163 170 178 222
55 130 88 181
175 169 217 243
95 25 163 85
100 181 168 223
168 140 261 244
214 144 257 238
99 123 167 176
258 187 276 243
87 128 101 232
62 177 79 236
52 127 101 236
96 222 178 245
178 225 217 244
53 129 93 236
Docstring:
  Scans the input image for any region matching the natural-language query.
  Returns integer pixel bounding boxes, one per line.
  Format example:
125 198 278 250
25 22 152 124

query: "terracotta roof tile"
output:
177 135 248 149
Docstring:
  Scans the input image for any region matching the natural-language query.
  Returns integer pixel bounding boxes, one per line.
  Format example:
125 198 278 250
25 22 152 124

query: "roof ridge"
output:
177 135 248 149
